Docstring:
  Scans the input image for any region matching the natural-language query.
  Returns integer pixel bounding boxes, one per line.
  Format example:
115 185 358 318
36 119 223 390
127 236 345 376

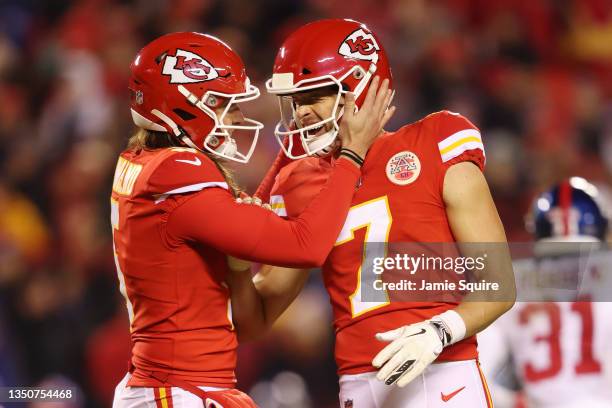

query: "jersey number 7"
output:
335 196 393 317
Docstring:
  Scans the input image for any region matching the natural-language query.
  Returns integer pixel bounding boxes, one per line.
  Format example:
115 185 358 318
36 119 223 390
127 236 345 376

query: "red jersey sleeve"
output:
254 147 292 202
145 148 227 198
254 135 307 201
270 157 333 218
424 111 485 193
166 158 360 268
432 110 485 171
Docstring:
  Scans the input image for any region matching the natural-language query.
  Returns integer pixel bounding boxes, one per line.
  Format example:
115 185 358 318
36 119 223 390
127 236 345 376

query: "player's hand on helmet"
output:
338 76 396 158
372 320 444 387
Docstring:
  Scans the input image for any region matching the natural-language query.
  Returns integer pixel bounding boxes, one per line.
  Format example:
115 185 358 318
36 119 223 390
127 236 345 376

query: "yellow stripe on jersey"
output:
270 195 287 216
437 129 484 163
158 387 169 408
476 361 493 408
439 136 482 155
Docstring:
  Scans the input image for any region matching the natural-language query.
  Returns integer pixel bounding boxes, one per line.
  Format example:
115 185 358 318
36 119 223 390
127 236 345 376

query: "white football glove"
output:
372 320 447 387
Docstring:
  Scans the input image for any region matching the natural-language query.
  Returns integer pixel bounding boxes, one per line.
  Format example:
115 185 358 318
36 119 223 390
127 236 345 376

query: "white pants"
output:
113 373 228 408
339 360 492 408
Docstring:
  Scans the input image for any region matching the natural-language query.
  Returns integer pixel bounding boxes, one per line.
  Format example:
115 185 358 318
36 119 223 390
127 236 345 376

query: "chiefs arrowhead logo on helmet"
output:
338 28 380 63
162 49 219 84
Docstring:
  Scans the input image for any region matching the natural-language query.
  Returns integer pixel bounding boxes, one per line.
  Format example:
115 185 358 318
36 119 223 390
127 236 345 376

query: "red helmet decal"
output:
338 28 380 63
162 49 219 84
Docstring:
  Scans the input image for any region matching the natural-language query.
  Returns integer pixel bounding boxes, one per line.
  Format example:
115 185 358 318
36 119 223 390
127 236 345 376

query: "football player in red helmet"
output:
111 31 393 408
231 19 516 407
264 19 393 160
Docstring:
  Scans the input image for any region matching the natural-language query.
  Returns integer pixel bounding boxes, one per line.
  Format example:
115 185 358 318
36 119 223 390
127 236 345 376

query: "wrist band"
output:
339 148 364 167
430 309 466 347
340 147 365 163
339 152 363 167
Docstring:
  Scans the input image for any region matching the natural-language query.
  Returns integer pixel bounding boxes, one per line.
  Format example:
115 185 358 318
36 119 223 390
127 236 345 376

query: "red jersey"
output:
110 146 360 387
263 111 486 375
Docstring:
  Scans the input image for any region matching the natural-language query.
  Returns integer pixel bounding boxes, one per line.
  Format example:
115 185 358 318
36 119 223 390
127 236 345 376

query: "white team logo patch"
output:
162 49 219 84
386 151 421 186
338 28 380 63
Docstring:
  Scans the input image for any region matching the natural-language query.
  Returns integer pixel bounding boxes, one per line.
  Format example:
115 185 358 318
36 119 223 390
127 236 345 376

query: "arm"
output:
252 265 310 320
443 161 516 336
167 78 394 267
373 161 516 387
226 264 310 341
166 157 359 267
254 139 294 202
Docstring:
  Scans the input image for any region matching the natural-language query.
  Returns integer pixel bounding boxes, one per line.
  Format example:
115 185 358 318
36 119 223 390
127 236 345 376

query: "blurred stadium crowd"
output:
0 0 610 406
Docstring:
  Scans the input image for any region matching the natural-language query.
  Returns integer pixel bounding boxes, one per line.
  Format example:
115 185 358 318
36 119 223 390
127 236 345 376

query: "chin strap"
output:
307 128 337 157
181 135 200 150
352 63 378 105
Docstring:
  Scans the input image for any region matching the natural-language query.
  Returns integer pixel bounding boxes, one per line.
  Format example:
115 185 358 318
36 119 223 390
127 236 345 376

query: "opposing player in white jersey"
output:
478 177 612 408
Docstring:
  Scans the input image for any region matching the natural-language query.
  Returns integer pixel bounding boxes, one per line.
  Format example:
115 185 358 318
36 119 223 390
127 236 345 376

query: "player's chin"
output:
311 138 340 158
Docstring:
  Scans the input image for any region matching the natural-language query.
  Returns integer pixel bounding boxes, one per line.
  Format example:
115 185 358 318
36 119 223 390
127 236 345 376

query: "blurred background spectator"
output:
0 0 610 406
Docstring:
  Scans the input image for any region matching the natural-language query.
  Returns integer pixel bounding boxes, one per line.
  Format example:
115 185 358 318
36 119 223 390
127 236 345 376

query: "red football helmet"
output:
266 19 393 159
129 32 263 163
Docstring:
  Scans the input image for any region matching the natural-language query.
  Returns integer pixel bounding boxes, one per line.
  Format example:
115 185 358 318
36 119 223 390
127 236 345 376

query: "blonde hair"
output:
127 129 241 195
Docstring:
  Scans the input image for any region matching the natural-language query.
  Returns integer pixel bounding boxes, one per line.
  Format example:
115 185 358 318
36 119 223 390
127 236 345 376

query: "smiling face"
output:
273 84 346 158
287 86 344 137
